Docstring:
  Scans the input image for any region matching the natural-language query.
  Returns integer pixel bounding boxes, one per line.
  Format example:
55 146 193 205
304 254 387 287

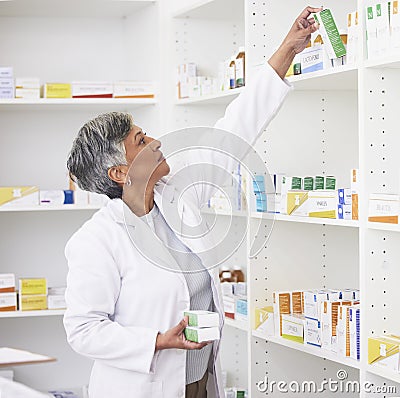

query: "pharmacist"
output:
64 7 320 398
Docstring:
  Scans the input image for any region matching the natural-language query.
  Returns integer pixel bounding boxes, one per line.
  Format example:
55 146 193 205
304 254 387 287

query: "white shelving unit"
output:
0 310 65 318
0 205 102 212
0 0 160 393
2 0 400 396
171 0 400 397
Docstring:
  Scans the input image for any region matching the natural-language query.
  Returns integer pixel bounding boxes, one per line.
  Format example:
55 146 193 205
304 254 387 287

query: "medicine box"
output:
368 194 400 224
299 46 329 74
307 190 337 218
113 81 155 99
72 81 113 98
338 188 352 205
376 2 391 58
304 290 329 320
0 186 39 207
0 292 17 311
338 204 352 220
19 278 47 295
304 317 322 347
273 291 292 335
48 295 67 310
0 88 14 99
336 305 351 357
44 83 72 98
15 78 40 89
0 79 14 89
40 190 74 205
234 282 247 296
0 66 13 78
349 306 360 360
351 169 359 220
15 88 41 99
184 311 219 328
0 274 15 293
254 306 274 335
184 326 220 343
390 1 400 55
19 294 47 311
368 335 400 372
281 314 305 344
284 191 308 216
235 298 248 321
223 296 235 319
313 9 347 59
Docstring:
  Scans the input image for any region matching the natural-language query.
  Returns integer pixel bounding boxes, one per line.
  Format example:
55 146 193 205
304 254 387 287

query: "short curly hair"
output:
67 112 133 199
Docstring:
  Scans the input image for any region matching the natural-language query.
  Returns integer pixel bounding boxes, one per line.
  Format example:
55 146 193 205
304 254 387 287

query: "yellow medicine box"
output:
0 186 39 207
44 83 72 98
368 335 400 372
19 294 47 311
19 278 47 295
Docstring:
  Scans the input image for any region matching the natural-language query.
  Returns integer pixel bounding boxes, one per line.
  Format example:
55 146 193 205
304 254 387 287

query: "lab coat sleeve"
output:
63 229 159 374
175 62 292 206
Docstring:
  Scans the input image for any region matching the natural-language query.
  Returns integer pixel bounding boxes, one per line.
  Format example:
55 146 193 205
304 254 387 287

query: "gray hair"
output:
67 112 133 199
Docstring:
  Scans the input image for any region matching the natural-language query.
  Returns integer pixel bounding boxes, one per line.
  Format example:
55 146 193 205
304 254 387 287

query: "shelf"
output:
364 55 400 69
366 365 400 384
173 0 243 20
0 310 65 318
0 0 155 18
0 98 157 111
0 204 102 212
175 87 244 106
367 222 400 232
252 212 360 228
287 65 358 91
201 208 247 217
252 330 360 370
224 317 248 332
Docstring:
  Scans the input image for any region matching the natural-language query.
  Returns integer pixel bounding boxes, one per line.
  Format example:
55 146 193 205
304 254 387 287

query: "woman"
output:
64 7 320 398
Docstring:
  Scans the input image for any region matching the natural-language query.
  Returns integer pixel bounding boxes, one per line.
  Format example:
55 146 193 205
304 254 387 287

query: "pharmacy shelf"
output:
172 0 243 20
252 212 360 228
175 87 244 106
252 330 361 370
367 222 400 232
0 310 65 319
0 0 155 18
0 98 157 111
201 208 247 217
364 55 400 69
287 65 358 91
366 365 400 384
0 205 102 212
224 317 248 332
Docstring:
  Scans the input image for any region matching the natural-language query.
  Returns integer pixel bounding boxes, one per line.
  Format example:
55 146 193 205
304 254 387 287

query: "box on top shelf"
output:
44 83 72 99
113 81 155 99
0 186 39 208
72 81 113 98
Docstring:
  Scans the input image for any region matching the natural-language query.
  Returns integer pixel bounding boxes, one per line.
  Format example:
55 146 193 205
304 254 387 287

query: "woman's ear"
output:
108 165 129 185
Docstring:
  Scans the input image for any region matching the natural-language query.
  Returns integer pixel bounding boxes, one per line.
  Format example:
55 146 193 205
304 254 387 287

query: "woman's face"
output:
123 125 170 186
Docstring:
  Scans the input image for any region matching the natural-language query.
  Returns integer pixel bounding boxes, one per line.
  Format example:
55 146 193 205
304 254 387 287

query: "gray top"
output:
141 203 213 385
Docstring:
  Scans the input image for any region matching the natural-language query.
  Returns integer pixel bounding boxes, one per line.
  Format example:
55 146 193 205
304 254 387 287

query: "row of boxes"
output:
0 66 14 99
252 169 359 220
366 1 400 60
0 70 155 99
252 289 360 361
221 282 247 321
0 186 108 208
0 274 66 311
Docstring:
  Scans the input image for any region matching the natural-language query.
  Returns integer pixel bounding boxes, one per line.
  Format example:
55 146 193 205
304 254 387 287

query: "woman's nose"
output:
150 139 161 151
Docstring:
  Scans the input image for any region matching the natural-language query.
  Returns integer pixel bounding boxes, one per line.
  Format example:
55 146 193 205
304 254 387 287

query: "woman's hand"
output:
155 317 211 351
268 6 323 79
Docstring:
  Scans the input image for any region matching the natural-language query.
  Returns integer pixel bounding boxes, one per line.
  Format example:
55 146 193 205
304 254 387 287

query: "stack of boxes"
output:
366 1 400 60
252 175 266 212
184 310 220 343
0 274 17 312
15 78 41 99
264 288 360 360
19 278 48 311
0 67 14 99
253 169 359 220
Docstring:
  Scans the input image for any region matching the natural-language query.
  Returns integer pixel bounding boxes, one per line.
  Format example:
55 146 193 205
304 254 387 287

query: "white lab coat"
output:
63 63 291 398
